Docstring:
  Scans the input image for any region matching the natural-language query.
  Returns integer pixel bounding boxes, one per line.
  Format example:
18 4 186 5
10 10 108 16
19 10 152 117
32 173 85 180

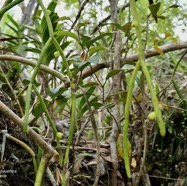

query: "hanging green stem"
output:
35 156 49 186
123 61 141 178
23 37 53 132
52 38 73 81
130 0 166 136
61 92 76 186
33 85 60 147
37 1 77 185
123 0 166 178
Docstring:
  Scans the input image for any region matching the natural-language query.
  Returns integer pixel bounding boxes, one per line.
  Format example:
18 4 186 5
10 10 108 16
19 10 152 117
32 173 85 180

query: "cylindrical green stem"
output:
123 60 141 178
130 0 166 136
0 0 23 20
123 0 166 178
33 85 60 147
61 92 76 186
35 156 49 186
23 37 53 132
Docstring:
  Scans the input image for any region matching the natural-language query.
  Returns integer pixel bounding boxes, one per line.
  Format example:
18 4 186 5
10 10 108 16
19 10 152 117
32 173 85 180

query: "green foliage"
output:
0 0 187 185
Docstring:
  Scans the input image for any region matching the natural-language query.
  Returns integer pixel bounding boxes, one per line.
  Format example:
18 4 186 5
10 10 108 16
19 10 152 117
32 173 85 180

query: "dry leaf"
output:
159 101 169 110
117 134 132 160
153 46 164 55
56 168 62 184
131 157 137 172
80 51 90 62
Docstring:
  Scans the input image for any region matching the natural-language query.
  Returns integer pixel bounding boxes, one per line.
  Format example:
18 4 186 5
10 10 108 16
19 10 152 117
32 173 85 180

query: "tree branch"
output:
0 55 66 81
70 0 90 31
1 42 187 87
0 100 57 158
124 41 187 64
81 41 187 79
91 2 130 34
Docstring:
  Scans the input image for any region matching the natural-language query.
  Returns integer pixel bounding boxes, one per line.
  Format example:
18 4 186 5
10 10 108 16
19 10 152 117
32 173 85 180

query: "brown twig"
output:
0 55 66 81
109 0 122 184
79 86 100 186
91 2 130 34
69 0 90 31
1 42 187 87
124 42 187 64
0 100 58 158
81 41 187 80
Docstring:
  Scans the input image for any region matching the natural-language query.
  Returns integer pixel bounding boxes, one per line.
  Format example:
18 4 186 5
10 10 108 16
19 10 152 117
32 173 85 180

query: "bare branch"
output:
0 55 66 81
91 2 130 34
0 100 57 158
124 41 187 64
20 0 37 25
1 42 187 87
81 41 187 79
70 0 90 31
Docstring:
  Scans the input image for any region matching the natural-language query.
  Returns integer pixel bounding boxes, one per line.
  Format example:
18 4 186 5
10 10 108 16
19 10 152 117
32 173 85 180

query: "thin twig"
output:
0 100 57 156
91 2 130 34
0 55 67 81
79 86 100 186
69 0 90 31
134 120 148 186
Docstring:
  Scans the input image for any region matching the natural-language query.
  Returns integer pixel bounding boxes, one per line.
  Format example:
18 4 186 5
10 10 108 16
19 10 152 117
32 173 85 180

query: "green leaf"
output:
101 103 115 110
121 22 132 35
45 40 71 64
56 16 71 22
55 96 69 114
82 82 98 88
157 15 165 20
88 53 101 64
73 53 101 70
172 80 185 101
74 61 90 71
91 102 103 110
32 99 49 116
106 70 122 81
46 1 57 12
42 12 59 44
89 46 107 56
79 86 96 110
48 86 68 99
5 23 19 36
54 31 78 41
7 14 20 32
23 25 41 36
77 22 89 28
82 35 92 47
149 2 161 16
121 64 135 70
40 1 58 43
86 33 113 48
23 79 40 87
168 4 180 9
24 47 41 54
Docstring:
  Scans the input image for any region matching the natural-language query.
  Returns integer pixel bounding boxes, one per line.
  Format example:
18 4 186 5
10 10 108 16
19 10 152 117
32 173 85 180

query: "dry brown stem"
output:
0 101 57 158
